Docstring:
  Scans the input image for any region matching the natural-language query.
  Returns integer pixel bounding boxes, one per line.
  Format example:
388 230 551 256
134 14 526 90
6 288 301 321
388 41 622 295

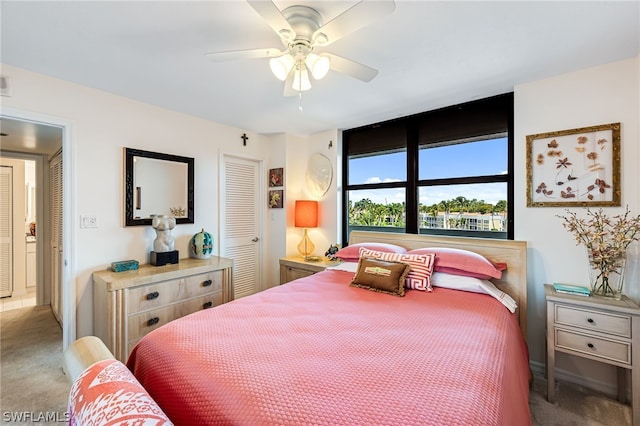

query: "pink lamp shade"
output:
294 200 318 228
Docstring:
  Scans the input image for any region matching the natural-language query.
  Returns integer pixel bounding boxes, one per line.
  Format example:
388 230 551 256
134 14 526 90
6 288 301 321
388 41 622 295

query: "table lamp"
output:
295 200 318 260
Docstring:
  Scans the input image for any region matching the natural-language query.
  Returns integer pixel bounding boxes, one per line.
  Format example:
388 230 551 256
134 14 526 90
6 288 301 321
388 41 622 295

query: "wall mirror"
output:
125 148 194 226
306 153 333 198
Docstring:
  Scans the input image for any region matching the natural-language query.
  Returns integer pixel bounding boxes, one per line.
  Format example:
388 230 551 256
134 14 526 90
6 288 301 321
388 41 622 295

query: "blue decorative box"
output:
111 259 139 272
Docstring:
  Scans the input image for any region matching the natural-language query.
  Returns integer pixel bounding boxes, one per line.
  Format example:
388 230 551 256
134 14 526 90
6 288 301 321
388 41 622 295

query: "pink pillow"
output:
406 247 505 280
360 248 436 291
68 359 171 425
334 243 407 262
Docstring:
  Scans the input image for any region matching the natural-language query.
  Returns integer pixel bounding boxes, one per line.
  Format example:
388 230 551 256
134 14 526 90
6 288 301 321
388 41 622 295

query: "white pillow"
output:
327 261 359 273
431 271 488 293
431 272 517 313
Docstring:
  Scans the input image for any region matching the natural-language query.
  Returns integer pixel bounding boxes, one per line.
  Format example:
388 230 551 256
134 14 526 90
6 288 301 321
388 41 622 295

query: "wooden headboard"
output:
349 231 528 339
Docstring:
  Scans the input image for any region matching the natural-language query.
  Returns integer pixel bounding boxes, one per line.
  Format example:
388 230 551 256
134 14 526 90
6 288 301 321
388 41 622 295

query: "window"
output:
342 93 513 244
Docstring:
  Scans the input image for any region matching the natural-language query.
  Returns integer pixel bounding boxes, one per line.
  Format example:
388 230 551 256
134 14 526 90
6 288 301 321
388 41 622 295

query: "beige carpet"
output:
0 304 634 425
529 374 631 425
0 305 70 425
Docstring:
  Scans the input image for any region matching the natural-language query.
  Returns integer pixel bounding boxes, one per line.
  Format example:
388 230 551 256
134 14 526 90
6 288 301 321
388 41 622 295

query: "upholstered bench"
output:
63 336 172 425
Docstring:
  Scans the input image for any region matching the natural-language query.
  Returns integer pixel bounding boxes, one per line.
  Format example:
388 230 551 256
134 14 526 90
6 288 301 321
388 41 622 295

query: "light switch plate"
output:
80 215 98 229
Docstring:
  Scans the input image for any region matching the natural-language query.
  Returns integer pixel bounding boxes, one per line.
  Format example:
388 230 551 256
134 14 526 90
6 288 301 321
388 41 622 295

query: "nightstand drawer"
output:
555 304 631 338
556 328 631 365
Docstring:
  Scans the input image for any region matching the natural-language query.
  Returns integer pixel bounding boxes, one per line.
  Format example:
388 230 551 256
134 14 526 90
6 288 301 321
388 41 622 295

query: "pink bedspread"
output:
127 269 530 425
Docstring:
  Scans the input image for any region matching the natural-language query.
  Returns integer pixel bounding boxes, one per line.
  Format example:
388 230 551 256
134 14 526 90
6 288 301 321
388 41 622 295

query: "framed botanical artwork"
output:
268 190 283 209
269 168 284 187
526 122 621 207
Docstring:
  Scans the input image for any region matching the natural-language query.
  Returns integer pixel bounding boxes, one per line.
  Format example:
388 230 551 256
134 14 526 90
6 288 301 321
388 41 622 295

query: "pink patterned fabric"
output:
128 269 530 425
360 247 436 291
68 359 172 425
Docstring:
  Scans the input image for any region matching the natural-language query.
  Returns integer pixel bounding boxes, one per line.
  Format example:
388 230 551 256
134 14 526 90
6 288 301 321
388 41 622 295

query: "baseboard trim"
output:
530 360 629 399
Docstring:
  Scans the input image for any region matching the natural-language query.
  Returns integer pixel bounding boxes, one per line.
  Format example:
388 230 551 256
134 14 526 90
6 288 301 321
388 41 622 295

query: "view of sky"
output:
348 137 508 206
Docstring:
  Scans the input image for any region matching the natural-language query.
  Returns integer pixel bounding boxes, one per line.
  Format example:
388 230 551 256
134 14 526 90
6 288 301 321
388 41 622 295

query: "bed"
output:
124 231 531 425
69 231 531 425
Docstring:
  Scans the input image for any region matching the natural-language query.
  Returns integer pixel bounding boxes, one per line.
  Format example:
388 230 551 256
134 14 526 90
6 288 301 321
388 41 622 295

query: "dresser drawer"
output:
555 328 631 365
127 292 223 341
127 271 223 314
555 304 631 338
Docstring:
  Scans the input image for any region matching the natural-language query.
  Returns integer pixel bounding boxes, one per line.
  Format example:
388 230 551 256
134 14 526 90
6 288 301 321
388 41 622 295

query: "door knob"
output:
252 237 259 242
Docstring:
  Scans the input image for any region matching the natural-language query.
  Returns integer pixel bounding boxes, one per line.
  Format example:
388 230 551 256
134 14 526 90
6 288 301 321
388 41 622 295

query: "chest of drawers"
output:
545 284 640 425
93 257 233 361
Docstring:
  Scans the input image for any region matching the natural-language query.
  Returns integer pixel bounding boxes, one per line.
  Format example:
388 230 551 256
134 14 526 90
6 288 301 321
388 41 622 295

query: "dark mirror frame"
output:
125 147 195 226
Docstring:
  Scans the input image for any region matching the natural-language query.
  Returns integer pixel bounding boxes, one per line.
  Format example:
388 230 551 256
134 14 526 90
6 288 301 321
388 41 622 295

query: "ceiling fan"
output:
206 0 396 96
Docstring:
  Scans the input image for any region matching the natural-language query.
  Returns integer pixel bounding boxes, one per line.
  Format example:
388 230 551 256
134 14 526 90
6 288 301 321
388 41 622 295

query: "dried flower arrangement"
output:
169 206 186 217
557 206 640 297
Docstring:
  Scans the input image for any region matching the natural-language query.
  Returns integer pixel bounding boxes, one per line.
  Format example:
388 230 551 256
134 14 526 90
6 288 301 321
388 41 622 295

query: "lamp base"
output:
297 228 315 259
304 255 321 262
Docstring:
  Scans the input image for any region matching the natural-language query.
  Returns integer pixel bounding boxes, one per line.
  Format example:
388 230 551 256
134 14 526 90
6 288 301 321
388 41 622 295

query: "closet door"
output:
49 153 63 323
221 155 263 299
0 166 13 297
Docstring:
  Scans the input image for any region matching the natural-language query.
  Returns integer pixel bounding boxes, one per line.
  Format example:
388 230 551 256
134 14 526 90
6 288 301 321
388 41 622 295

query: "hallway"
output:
0 291 36 312
0 305 69 424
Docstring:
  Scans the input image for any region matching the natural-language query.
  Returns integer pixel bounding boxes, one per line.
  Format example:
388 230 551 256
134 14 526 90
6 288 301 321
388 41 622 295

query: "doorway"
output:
0 158 37 311
220 154 265 299
0 110 74 349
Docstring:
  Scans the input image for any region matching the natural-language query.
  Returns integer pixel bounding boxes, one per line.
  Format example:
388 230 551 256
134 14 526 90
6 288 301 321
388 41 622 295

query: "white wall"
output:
283 130 339 259
515 56 639 393
1 64 272 337
265 133 287 287
3 56 638 395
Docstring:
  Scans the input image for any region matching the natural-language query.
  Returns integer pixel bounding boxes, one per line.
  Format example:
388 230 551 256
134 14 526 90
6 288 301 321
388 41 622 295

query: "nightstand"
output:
279 256 340 284
545 284 640 425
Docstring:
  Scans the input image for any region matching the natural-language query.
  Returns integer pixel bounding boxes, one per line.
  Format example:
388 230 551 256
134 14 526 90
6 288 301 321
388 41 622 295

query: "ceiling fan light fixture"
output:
306 53 330 80
292 66 312 92
269 54 294 81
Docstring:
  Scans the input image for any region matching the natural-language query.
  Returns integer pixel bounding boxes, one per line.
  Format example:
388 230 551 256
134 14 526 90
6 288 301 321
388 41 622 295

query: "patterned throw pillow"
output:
359 248 436 291
68 359 172 425
350 257 410 297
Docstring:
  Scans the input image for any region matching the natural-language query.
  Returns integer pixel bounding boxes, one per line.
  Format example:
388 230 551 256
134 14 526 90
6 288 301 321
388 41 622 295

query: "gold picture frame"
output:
526 123 621 207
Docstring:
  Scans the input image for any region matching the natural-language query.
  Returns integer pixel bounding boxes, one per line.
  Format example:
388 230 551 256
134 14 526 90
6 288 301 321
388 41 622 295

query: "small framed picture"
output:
526 122 621 207
269 168 284 187
268 190 283 208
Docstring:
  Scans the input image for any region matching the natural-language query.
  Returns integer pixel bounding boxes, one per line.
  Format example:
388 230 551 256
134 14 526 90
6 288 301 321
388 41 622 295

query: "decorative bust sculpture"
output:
152 215 176 253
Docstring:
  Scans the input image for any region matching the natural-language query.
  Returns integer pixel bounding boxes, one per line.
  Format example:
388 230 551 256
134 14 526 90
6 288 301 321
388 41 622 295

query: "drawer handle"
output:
203 301 213 309
146 291 160 300
147 317 160 327
587 343 595 349
587 318 594 324
202 279 213 287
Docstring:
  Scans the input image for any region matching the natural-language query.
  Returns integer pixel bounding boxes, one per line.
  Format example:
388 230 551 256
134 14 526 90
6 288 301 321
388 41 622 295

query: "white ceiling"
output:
0 117 63 157
1 1 638 137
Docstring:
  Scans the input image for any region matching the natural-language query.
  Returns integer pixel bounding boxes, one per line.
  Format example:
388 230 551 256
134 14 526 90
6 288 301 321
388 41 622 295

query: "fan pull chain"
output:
298 92 303 112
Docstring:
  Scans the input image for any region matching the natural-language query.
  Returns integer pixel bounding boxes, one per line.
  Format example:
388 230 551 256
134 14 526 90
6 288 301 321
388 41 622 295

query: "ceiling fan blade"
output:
325 53 378 82
312 0 395 46
205 47 284 62
247 0 295 42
